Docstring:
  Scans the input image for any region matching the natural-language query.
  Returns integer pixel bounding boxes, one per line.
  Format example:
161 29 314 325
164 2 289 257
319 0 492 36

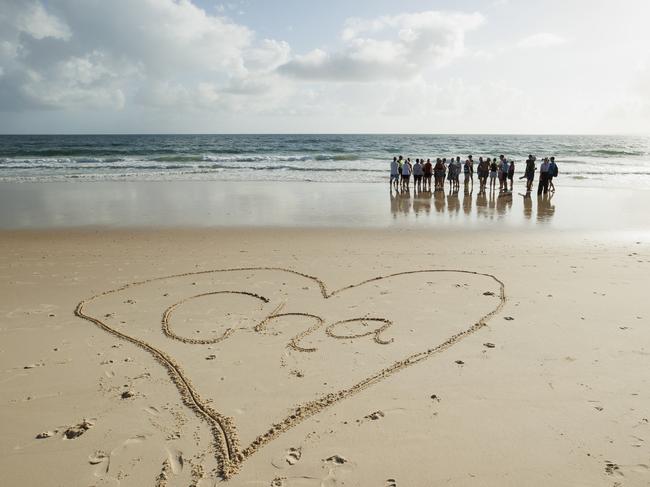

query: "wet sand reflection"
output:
390 187 555 224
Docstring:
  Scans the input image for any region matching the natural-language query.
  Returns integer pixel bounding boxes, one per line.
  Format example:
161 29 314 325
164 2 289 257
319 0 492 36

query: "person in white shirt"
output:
537 157 550 195
401 158 412 191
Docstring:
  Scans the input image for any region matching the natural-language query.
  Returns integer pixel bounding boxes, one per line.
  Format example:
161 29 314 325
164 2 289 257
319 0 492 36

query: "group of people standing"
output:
520 155 558 195
390 154 558 195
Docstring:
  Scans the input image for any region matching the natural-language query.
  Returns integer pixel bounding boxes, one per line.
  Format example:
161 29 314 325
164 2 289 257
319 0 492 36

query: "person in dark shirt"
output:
423 158 433 191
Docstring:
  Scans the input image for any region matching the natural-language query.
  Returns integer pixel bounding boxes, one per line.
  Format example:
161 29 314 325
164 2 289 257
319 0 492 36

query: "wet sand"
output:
1 180 649 232
1 224 649 486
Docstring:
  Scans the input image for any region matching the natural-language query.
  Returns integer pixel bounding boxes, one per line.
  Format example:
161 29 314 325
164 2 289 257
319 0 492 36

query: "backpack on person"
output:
552 163 558 177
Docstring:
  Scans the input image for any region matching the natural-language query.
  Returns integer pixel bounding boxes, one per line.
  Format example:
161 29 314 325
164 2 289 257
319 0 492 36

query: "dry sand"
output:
1 227 649 486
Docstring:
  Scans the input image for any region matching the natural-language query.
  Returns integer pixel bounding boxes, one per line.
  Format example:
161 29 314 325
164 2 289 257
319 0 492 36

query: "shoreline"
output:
1 180 649 233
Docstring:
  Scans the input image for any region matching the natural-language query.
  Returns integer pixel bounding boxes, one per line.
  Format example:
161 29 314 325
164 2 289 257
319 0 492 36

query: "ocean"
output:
1 134 649 188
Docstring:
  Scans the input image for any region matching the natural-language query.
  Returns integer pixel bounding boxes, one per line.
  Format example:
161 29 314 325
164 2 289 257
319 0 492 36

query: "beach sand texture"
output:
1 228 649 486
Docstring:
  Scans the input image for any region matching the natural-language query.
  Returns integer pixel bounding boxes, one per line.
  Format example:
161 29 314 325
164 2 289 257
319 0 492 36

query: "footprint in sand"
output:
88 450 110 476
324 454 347 465
385 479 397 487
285 446 302 465
165 447 184 474
63 419 94 439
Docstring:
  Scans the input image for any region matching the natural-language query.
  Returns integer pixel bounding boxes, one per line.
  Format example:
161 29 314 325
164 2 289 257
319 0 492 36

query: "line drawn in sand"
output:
75 267 506 480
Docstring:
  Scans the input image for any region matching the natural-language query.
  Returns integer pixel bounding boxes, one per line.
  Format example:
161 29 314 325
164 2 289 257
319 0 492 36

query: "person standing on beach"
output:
498 155 509 191
390 156 400 190
454 156 462 191
523 155 536 192
477 157 488 192
464 157 474 189
397 155 405 188
447 157 456 192
434 158 444 190
548 156 558 192
442 158 448 189
413 158 424 191
423 158 433 191
508 159 515 191
537 157 550 195
489 158 498 191
401 157 412 191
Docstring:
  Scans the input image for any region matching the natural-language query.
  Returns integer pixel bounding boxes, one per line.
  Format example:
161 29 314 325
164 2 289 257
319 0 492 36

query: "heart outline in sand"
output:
75 267 506 479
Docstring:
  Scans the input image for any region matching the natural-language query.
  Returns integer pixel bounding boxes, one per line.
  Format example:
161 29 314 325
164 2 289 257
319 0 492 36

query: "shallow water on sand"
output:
1 180 648 233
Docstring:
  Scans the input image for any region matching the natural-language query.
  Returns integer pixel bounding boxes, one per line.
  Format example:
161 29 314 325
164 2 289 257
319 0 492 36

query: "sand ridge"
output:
74 266 506 479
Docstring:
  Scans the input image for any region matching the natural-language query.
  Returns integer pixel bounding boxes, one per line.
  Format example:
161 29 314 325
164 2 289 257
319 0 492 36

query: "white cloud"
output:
279 10 484 82
517 32 566 49
0 0 291 112
16 1 71 40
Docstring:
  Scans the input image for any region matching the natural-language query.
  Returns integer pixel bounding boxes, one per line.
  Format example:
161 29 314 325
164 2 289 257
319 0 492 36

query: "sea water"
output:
1 134 649 188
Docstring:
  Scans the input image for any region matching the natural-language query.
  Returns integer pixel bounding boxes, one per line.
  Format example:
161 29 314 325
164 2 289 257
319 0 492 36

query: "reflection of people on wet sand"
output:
390 188 399 218
488 186 496 213
496 190 513 216
520 192 533 219
462 188 472 215
536 192 555 222
397 188 411 215
475 190 488 218
434 189 446 213
447 189 460 215
413 190 431 216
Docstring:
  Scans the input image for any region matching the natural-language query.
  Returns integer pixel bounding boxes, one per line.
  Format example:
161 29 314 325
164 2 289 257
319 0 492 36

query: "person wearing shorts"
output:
401 158 412 191
423 158 433 191
489 158 498 191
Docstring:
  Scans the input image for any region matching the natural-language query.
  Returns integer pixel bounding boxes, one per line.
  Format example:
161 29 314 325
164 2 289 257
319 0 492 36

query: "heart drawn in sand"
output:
75 267 505 479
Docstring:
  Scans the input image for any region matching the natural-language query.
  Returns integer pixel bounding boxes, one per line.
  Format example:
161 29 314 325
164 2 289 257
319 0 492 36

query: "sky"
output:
1 0 649 134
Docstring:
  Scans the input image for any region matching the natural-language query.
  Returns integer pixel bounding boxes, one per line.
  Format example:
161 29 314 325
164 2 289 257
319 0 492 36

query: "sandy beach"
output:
1 192 649 486
3 0 650 483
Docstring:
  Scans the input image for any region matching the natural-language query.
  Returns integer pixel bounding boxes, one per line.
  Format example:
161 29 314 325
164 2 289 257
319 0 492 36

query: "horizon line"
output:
1 132 649 137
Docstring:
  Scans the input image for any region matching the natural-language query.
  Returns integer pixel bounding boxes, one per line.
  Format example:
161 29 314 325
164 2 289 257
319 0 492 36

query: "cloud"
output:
517 32 566 49
0 0 290 112
279 10 484 82
16 1 71 40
